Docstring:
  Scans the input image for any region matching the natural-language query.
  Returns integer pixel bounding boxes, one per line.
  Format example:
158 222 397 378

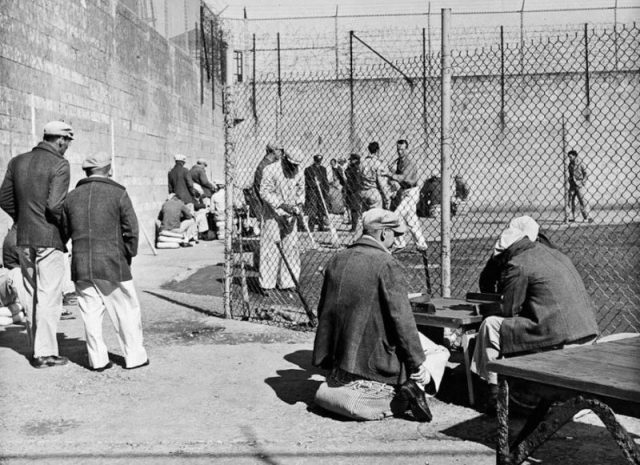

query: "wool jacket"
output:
189 164 215 198
313 236 426 385
63 177 139 282
0 141 70 250
482 238 599 355
168 163 196 204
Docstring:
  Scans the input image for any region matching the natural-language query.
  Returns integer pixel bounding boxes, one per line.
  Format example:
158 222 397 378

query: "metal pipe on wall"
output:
349 30 354 149
440 8 452 297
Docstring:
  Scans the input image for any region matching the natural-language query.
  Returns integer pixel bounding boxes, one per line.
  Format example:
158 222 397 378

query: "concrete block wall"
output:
0 0 225 240
232 70 639 212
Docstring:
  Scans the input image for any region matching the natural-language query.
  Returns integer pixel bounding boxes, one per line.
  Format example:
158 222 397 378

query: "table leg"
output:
461 331 476 406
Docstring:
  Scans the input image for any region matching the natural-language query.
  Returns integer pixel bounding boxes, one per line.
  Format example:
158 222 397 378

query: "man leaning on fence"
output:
566 149 593 223
258 148 305 296
0 121 73 368
312 208 450 422
471 217 599 413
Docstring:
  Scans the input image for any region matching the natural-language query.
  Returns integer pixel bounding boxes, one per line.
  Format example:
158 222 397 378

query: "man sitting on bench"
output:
471 217 599 413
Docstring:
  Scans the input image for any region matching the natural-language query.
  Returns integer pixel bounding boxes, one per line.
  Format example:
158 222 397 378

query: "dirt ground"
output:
1 240 638 464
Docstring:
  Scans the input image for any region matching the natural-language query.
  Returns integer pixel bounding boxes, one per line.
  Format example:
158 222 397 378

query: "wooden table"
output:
410 296 483 405
488 336 640 465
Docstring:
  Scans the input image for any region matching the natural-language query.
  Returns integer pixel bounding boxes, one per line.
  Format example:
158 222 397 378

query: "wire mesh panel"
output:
228 23 639 335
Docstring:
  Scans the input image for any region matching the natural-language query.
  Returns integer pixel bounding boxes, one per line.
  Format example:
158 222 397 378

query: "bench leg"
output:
499 393 640 465
461 331 475 406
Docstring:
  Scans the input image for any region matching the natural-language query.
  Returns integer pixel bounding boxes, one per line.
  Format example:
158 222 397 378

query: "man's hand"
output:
410 364 431 386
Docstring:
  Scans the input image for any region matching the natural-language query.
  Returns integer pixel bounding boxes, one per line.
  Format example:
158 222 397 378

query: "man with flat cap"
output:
258 148 305 295
312 208 449 421
168 154 196 207
0 120 73 368
190 158 215 204
63 151 148 371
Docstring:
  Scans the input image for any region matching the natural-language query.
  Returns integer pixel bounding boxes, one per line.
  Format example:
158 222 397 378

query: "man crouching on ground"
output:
312 208 449 421
63 152 149 371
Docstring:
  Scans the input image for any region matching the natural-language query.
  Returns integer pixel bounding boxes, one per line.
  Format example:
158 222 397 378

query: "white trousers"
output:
195 209 209 233
75 279 148 369
394 187 426 248
258 218 300 290
470 316 504 385
18 247 65 357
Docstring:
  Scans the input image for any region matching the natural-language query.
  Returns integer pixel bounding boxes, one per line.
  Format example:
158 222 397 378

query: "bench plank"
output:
489 339 640 404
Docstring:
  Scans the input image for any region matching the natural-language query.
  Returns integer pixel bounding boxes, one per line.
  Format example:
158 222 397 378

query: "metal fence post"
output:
562 114 568 223
422 27 428 146
520 0 526 75
334 5 339 79
349 30 355 150
440 8 452 298
252 33 257 119
223 39 235 320
211 19 215 113
500 25 505 131
276 32 282 139
583 23 591 121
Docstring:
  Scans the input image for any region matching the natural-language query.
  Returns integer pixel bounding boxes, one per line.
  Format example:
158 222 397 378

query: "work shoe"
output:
125 359 150 370
90 361 113 372
398 379 432 422
32 355 69 369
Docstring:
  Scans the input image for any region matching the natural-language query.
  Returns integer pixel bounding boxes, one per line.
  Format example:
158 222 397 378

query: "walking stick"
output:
313 177 339 246
420 249 432 295
275 241 317 327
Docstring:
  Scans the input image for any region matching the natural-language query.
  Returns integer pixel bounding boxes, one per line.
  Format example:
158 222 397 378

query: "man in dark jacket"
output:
168 154 196 206
471 222 599 409
63 151 148 371
190 159 215 201
304 154 330 232
312 208 449 421
0 120 73 368
344 153 362 232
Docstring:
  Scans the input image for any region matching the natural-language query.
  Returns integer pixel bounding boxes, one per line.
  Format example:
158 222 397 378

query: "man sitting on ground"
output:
157 194 197 247
312 208 450 421
471 217 599 413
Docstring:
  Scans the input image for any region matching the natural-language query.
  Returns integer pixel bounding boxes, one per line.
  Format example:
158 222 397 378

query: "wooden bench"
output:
488 336 640 465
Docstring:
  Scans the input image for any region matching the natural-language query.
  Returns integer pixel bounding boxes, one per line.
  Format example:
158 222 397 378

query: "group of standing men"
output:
0 121 148 371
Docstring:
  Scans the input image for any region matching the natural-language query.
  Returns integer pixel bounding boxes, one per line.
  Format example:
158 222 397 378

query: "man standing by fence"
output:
385 139 428 252
304 154 330 232
0 121 73 368
360 142 387 211
258 149 305 295
566 149 593 223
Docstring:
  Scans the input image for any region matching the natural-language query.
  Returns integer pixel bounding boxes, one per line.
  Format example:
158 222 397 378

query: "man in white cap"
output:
0 120 73 368
258 148 305 295
168 154 196 207
62 151 148 371
472 220 598 413
312 208 450 422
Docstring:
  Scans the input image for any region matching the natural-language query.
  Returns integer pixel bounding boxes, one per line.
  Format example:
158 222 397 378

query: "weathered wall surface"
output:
0 0 224 238
233 70 639 212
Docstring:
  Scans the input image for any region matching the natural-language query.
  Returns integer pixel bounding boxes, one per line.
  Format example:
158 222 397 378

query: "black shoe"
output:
32 355 69 369
398 379 432 422
90 361 113 372
126 359 150 370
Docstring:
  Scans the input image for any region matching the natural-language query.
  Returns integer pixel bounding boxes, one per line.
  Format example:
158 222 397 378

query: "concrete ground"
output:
0 240 638 464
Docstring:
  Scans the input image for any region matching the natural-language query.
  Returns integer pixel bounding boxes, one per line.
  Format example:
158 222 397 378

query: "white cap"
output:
174 154 186 162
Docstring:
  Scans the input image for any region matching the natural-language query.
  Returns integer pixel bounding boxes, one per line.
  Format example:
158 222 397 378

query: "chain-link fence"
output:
227 21 639 335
